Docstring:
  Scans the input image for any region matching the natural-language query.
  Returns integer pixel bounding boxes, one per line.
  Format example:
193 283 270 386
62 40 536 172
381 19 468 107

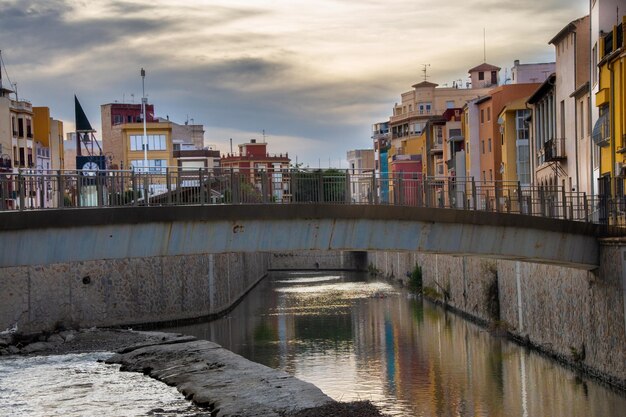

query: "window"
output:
489 169 493 181
481 139 485 153
487 107 491 122
479 72 485 81
127 115 133 123
481 109 484 123
491 71 497 85
131 159 168 173
130 134 167 151
592 43 598 85
18 119 24 137
488 138 492 152
446 100 455 109
113 115 123 125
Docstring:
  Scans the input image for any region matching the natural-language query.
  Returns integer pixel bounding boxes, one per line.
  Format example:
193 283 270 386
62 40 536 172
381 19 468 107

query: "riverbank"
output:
0 328 390 417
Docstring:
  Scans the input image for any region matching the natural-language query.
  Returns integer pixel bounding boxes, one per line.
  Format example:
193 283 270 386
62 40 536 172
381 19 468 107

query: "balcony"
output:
602 23 624 59
544 138 566 162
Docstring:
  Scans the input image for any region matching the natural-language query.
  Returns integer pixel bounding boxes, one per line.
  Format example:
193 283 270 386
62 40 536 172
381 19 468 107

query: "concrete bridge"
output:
0 204 604 270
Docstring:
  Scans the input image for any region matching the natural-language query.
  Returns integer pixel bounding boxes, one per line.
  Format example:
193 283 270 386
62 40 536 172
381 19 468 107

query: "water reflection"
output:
165 271 626 417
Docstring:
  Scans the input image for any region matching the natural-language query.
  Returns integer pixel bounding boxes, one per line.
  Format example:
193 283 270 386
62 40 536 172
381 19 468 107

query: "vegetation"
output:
408 263 423 293
292 169 346 202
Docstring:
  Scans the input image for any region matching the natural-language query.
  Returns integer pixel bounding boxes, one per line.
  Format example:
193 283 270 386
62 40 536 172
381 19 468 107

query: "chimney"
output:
514 59 520 66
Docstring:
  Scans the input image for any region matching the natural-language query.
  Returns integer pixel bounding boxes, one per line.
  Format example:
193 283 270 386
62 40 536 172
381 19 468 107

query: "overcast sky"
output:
0 0 588 167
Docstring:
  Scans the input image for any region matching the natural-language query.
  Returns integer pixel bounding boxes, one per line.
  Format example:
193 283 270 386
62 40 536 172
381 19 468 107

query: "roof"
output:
527 73 556 104
468 63 501 73
411 81 439 89
475 95 492 105
498 97 529 117
549 15 588 45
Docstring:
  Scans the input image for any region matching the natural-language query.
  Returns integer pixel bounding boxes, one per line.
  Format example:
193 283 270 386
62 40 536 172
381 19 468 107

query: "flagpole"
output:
141 68 148 173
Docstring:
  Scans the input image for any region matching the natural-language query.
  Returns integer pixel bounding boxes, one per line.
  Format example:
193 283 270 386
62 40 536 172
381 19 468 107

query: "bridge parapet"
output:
0 205 601 270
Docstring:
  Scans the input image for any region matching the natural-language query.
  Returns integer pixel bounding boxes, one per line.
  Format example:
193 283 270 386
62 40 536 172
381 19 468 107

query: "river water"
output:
166 270 626 417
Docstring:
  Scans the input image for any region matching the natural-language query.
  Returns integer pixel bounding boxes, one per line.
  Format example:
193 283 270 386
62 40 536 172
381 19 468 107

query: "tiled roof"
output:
468 63 501 73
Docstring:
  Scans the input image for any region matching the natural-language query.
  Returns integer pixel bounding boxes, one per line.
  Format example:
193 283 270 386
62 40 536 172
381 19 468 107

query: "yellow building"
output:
497 98 531 185
119 122 174 172
33 107 64 171
594 16 625 202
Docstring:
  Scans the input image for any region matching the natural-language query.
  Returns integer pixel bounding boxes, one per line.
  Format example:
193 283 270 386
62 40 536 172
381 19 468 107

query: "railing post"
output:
206 169 212 204
345 170 351 204
96 173 104 207
318 170 324 203
76 173 82 208
517 181 523 214
131 171 138 206
539 187 545 217
143 174 150 206
231 169 240 204
289 169 296 203
495 182 501 212
471 177 477 210
561 179 567 220
370 172 377 204
397 176 404 205
17 171 25 211
166 168 172 205
38 175 45 208
199 169 206 205
583 192 589 221
57 170 64 208
261 171 268 203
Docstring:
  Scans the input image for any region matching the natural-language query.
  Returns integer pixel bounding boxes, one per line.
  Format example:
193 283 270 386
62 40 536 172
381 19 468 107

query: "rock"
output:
7 346 20 354
107 340 333 416
21 342 51 354
0 348 8 356
47 334 65 344
0 337 10 348
60 331 76 342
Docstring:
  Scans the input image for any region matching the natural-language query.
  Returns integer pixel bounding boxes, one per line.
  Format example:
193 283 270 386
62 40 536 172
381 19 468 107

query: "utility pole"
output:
141 68 148 172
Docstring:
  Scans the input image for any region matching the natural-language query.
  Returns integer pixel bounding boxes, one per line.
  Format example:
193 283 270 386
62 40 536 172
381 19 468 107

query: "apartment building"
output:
594 14 625 205
510 60 555 84
33 107 64 171
475 83 541 184
221 139 291 202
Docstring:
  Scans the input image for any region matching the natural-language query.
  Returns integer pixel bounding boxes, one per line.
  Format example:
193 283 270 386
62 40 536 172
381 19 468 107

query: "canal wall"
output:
0 252 270 335
367 246 626 389
269 250 368 271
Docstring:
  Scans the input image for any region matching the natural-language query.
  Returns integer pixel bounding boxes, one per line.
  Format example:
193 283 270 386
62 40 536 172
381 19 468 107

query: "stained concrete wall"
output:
269 250 367 271
367 246 626 388
0 252 270 335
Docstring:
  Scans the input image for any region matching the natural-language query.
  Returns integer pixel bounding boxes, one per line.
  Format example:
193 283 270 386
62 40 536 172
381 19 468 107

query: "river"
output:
166 270 626 417
1 270 625 416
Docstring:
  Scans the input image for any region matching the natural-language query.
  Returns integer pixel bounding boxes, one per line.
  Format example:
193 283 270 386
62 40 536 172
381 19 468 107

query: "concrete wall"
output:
0 252 270 335
269 250 367 271
368 245 626 388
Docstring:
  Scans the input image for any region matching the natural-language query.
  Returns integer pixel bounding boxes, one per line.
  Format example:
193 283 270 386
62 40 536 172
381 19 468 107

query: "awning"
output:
592 112 609 146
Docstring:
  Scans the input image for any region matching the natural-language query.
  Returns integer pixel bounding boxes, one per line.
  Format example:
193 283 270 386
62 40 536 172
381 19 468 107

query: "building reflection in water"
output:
164 271 626 417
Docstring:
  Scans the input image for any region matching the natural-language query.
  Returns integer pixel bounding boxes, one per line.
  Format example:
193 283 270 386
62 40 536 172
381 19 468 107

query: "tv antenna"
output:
421 64 431 81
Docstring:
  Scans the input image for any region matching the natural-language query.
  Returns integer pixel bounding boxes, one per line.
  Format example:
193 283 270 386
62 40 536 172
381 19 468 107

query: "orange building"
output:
474 84 541 183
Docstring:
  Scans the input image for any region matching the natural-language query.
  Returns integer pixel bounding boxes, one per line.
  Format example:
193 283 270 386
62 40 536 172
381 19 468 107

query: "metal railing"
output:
0 168 624 232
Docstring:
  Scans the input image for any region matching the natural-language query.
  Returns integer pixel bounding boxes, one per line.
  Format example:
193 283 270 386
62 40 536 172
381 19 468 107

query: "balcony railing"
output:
544 138 566 161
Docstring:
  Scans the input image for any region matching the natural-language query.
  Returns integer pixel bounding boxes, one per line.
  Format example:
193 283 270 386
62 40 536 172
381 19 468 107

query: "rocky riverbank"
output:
0 328 390 417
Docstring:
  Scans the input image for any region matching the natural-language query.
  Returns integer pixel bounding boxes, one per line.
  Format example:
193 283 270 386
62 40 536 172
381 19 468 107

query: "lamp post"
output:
141 68 148 173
